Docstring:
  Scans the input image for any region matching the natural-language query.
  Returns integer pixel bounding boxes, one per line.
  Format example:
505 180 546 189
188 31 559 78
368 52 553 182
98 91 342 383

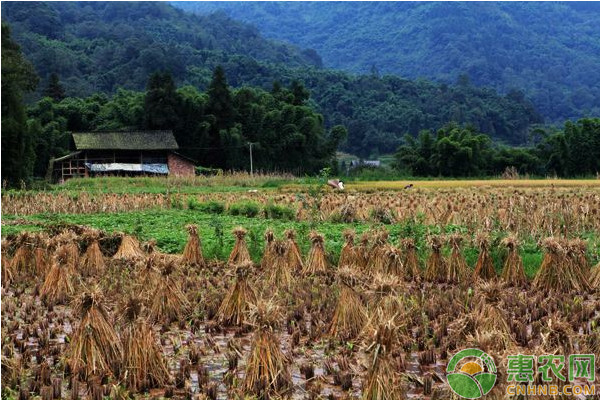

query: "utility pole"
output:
248 142 254 176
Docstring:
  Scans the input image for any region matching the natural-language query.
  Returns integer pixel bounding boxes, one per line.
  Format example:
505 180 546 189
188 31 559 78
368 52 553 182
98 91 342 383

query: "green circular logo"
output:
446 348 497 399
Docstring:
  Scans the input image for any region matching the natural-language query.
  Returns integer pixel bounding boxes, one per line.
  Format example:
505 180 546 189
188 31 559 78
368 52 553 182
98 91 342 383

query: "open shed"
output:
47 130 195 182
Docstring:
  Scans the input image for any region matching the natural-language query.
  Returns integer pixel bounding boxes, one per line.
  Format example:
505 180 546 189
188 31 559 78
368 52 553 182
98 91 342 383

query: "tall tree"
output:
205 66 235 167
143 71 180 130
44 72 66 101
1 23 39 186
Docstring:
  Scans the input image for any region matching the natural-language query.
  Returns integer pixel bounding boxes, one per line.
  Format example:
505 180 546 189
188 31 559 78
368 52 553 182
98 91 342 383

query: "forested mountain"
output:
174 1 600 123
2 1 542 157
1 1 322 97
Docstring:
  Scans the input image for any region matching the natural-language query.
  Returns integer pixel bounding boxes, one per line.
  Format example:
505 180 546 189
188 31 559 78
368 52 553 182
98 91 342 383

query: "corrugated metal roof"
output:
72 131 179 150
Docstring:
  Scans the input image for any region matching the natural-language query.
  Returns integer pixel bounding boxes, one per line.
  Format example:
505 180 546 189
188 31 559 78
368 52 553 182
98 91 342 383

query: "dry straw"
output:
424 236 446 282
565 239 590 291
149 261 190 323
362 322 404 400
1 242 13 287
69 288 122 379
260 229 276 270
303 231 329 275
284 229 303 271
534 238 586 292
401 238 421 281
590 262 600 289
266 240 294 288
120 297 170 391
473 234 496 280
446 234 469 283
40 248 75 306
243 300 291 398
368 230 389 274
113 234 145 260
228 227 251 265
385 246 403 278
182 225 205 267
338 229 357 269
356 232 371 272
11 233 35 275
500 236 526 286
217 262 257 326
81 240 105 277
329 267 366 340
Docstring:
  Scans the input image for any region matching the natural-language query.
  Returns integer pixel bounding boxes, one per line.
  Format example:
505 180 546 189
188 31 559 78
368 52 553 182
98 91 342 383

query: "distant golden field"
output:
295 178 600 191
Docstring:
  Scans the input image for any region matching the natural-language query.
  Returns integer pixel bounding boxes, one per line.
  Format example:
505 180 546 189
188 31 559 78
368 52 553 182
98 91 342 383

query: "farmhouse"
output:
48 130 195 182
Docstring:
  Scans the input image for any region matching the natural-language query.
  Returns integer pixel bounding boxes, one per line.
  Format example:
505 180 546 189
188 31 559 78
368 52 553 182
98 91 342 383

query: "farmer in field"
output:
327 179 344 190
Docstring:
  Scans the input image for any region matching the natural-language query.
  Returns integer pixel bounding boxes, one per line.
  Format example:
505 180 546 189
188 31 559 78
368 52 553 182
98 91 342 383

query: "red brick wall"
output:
168 153 195 177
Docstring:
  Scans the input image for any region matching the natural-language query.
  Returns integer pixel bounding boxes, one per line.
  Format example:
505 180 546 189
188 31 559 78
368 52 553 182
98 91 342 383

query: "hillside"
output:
1 1 321 97
2 1 542 157
174 1 600 123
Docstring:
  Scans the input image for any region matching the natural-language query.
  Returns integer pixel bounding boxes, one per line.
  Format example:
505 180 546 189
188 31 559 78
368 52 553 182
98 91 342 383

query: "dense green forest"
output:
2 1 542 157
394 119 600 178
175 1 600 123
15 64 346 182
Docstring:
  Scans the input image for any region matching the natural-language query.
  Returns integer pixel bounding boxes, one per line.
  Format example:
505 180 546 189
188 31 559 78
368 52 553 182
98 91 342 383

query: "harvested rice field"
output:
1 177 599 399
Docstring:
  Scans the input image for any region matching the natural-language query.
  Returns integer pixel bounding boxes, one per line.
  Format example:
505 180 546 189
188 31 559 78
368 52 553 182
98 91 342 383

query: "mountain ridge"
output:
173 1 600 123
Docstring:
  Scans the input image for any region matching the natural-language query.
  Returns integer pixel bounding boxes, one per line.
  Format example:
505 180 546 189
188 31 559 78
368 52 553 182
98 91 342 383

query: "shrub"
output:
228 201 261 218
187 197 201 210
194 201 225 214
264 203 295 220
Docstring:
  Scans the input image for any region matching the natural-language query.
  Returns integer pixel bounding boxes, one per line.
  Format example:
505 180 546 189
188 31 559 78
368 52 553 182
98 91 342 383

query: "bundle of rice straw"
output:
368 230 390 275
365 273 402 309
500 236 526 286
401 238 421 281
329 267 366 340
356 232 371 272
473 234 496 280
217 262 257 326
534 238 586 292
260 230 276 270
182 225 205 267
446 234 469 283
113 234 145 260
424 236 446 282
40 248 76 306
338 230 357 269
228 227 251 265
34 247 50 277
69 288 122 379
1 240 13 287
11 233 35 275
473 281 511 336
590 262 600 289
137 254 159 288
385 246 403 278
362 321 404 400
243 300 291 398
303 232 329 275
149 261 190 323
266 240 294 288
284 229 303 271
81 240 106 277
565 239 590 290
120 297 171 391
